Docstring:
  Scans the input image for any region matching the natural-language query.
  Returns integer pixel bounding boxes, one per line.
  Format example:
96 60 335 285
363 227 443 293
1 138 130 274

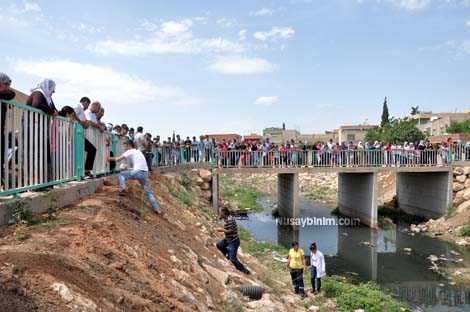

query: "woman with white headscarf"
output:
1 72 16 187
25 79 58 186
26 79 58 116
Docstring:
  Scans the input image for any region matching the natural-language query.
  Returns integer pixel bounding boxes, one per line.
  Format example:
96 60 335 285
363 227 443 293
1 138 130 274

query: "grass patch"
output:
169 188 193 206
446 204 458 220
13 232 32 241
244 241 288 257
38 220 68 228
181 174 192 191
305 186 336 202
13 266 26 274
238 226 252 241
457 224 470 237
137 206 147 216
79 204 91 211
322 278 407 312
13 198 36 226
220 175 263 212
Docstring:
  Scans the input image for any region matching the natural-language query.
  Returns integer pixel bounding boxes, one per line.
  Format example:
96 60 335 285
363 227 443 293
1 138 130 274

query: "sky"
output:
1 0 470 137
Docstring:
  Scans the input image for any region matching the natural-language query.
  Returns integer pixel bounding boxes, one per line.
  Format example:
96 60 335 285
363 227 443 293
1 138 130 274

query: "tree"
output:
364 126 383 143
446 120 470 134
384 119 425 143
364 119 424 143
381 97 389 127
410 106 420 115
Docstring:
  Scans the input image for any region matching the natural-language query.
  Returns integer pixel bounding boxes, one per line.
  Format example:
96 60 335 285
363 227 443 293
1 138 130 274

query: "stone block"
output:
456 175 467 183
464 166 470 176
454 167 464 176
453 182 464 192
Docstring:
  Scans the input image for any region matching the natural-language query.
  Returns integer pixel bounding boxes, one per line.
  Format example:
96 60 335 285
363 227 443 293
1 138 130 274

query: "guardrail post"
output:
74 123 84 181
155 146 159 167
112 133 117 172
211 146 215 168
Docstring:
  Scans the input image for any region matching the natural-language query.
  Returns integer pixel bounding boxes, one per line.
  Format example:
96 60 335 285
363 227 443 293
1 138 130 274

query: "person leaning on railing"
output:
73 97 97 176
0 73 16 187
26 79 59 185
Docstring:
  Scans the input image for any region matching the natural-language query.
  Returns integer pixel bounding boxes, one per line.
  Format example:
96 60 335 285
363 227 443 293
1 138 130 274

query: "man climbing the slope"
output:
107 140 162 215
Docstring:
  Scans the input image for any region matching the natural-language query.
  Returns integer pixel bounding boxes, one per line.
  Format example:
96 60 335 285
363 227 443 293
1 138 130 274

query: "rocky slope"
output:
0 170 317 312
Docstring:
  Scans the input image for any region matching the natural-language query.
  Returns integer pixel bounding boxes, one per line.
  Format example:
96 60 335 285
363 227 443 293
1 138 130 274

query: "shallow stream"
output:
237 198 470 311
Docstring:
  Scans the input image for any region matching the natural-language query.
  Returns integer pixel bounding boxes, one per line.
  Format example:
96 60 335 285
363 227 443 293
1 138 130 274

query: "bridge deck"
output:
214 165 452 174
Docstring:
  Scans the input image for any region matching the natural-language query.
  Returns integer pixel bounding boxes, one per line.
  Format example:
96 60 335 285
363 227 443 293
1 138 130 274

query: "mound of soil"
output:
0 173 271 311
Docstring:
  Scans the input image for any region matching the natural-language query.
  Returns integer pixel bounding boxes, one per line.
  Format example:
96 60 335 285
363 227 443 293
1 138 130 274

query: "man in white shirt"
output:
309 243 326 294
73 97 96 175
85 101 105 132
134 126 147 153
107 140 161 214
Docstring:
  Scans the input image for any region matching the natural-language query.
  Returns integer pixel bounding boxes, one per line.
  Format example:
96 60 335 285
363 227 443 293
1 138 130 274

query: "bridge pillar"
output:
338 172 378 228
277 173 299 219
396 171 452 219
212 173 219 212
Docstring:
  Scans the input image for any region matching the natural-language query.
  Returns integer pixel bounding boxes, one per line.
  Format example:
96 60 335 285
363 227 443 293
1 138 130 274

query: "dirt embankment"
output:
0 171 310 312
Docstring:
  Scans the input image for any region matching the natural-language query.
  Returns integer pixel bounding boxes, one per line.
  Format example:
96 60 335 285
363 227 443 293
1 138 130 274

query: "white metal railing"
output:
51 116 77 181
154 145 214 166
1 99 120 197
212 149 450 168
1 101 62 193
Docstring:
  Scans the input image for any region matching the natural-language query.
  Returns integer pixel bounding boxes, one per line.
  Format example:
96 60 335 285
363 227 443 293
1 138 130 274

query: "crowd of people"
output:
148 137 461 168
1 71 465 184
0 73 161 214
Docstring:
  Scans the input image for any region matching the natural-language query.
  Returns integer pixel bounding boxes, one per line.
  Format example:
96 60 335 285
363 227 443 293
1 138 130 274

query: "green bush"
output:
220 176 263 212
238 226 251 241
323 278 406 312
244 241 288 256
457 224 470 237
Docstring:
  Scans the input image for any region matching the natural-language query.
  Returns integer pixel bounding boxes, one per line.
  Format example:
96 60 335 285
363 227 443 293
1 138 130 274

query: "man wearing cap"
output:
0 72 16 185
107 140 161 214
216 207 251 275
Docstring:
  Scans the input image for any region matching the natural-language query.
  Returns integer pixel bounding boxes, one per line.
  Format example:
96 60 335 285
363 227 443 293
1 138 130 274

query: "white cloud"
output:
253 27 295 41
23 1 41 12
216 17 239 28
466 18 470 29
254 96 279 106
71 23 103 34
208 57 275 75
383 0 431 10
160 19 193 36
89 19 245 56
139 19 159 32
250 8 275 16
12 59 182 106
238 29 247 41
461 40 470 53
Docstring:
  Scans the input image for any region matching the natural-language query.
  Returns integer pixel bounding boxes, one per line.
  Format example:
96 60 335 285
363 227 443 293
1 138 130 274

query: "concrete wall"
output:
396 171 452 218
277 173 299 219
338 173 378 228
0 177 115 225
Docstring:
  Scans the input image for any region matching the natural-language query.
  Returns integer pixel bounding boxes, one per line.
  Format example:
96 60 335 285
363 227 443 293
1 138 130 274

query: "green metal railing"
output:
0 99 122 197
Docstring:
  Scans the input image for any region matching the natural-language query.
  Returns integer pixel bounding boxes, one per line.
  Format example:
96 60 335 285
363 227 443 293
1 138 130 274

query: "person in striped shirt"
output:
216 207 251 275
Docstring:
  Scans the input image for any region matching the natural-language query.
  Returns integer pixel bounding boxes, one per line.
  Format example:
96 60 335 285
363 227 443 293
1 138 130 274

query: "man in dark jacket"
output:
0 73 16 187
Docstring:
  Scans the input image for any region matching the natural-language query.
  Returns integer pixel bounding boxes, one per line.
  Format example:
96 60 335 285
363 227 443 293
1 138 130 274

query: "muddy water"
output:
237 198 470 312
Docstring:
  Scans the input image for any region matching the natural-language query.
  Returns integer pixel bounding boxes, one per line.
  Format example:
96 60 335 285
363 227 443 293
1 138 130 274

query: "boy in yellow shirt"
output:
286 241 306 299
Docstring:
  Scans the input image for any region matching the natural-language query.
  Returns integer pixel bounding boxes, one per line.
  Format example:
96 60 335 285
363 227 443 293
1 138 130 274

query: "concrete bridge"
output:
212 166 453 229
